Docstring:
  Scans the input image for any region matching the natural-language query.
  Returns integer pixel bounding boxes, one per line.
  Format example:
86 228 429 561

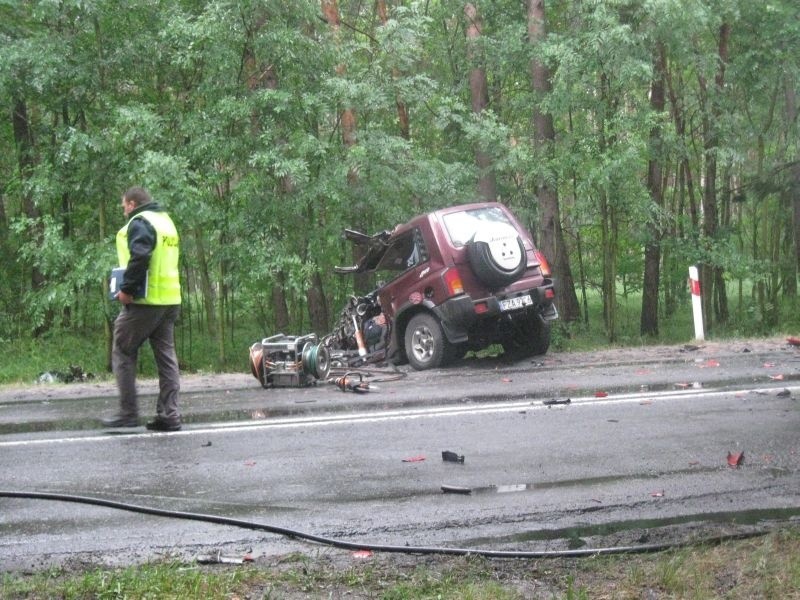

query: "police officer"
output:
101 187 183 431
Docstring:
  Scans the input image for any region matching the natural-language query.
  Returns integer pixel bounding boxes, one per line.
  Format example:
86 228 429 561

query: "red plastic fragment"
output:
594 391 608 398
727 451 745 467
699 359 720 368
352 550 373 558
402 455 426 463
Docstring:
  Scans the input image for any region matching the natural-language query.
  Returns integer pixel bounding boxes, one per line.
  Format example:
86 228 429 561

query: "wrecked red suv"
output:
332 202 558 370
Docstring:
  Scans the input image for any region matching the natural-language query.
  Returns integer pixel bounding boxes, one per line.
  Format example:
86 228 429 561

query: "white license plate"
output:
499 294 533 312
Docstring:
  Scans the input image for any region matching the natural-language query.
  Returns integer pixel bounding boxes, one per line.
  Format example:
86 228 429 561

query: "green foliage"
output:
0 0 797 345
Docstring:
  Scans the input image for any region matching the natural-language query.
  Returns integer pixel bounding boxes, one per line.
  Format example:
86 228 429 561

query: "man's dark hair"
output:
123 187 152 207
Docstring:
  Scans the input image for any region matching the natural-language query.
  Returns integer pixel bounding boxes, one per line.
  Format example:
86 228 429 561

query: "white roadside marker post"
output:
689 265 704 341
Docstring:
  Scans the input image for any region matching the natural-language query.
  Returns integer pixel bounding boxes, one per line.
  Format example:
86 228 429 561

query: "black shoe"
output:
101 415 139 428
146 418 182 432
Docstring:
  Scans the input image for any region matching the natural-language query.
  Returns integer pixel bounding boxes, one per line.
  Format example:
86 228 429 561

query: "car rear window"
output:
442 207 514 247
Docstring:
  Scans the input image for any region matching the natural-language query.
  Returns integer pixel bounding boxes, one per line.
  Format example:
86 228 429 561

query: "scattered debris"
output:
402 455 425 463
776 389 791 397
727 451 745 467
594 391 608 398
441 485 471 494
201 441 212 447
351 550 373 559
243 460 256 467
442 451 465 464
650 490 665 498
682 344 701 352
36 365 95 384
543 398 571 406
786 336 800 347
196 551 254 565
769 374 785 381
675 382 703 389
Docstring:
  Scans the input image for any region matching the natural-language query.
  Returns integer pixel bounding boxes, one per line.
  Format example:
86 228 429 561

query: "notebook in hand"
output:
109 267 147 300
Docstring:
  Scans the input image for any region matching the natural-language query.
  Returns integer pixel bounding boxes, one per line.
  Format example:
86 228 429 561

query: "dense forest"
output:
1 0 798 369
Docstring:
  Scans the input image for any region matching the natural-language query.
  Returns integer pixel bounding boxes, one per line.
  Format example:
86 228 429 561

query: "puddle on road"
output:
462 506 800 549
464 462 793 498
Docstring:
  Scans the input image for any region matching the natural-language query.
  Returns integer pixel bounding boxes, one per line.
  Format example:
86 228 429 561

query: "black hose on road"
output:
0 490 770 559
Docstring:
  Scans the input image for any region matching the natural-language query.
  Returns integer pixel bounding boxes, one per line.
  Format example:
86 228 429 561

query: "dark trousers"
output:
112 304 181 422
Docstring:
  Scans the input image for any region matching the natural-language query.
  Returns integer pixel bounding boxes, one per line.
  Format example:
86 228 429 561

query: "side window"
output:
375 228 428 279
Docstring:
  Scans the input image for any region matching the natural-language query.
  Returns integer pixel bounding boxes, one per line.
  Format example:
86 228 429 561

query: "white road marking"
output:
0 385 796 449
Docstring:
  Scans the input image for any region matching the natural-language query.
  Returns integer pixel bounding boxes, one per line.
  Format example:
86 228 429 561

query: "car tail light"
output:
534 250 552 277
545 288 555 300
443 268 464 296
474 302 489 314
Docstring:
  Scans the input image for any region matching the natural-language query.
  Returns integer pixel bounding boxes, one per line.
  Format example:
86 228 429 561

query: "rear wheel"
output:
404 313 452 370
502 315 551 360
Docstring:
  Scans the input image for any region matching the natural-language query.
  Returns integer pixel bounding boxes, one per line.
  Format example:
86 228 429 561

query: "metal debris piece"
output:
543 398 571 406
331 372 372 393
441 485 471 494
442 450 465 464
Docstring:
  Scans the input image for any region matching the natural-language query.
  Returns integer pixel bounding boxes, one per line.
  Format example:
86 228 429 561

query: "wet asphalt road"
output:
1 339 799 572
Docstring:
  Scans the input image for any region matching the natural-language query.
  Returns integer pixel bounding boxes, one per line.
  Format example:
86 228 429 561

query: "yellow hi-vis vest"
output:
116 210 181 305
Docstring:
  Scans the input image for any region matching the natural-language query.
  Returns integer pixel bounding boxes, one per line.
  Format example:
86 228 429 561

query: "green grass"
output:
0 330 113 385
2 528 799 599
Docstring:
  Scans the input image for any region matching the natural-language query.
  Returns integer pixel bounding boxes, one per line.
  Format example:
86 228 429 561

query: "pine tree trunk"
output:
465 3 497 201
640 44 666 336
785 80 800 284
527 0 580 322
12 96 49 335
698 22 731 331
306 270 330 334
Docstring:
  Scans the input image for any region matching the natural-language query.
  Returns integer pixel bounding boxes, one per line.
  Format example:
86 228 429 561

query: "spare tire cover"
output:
467 224 526 289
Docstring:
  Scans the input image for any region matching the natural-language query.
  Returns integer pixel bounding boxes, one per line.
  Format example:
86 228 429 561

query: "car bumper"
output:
433 281 557 344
